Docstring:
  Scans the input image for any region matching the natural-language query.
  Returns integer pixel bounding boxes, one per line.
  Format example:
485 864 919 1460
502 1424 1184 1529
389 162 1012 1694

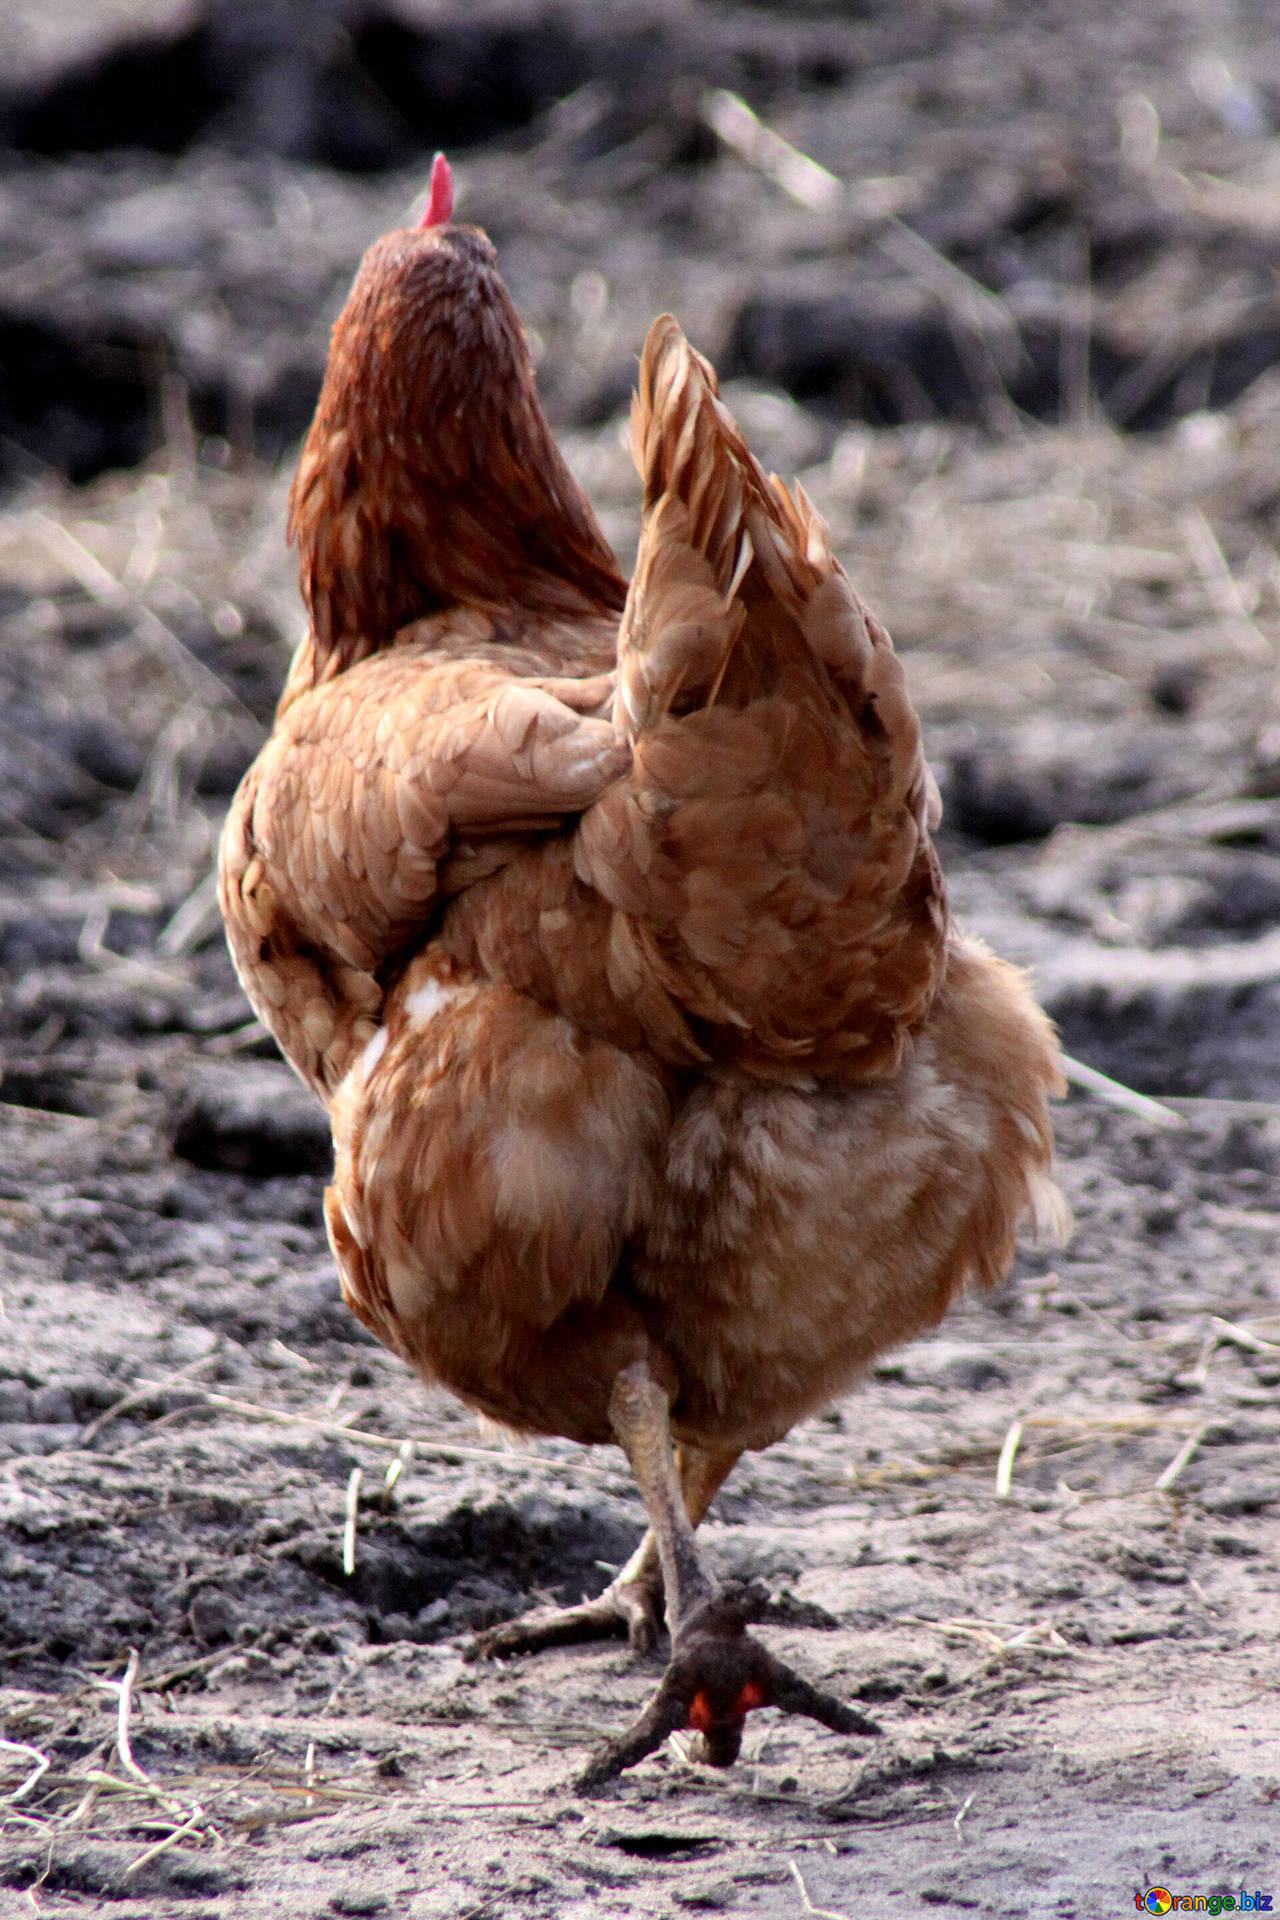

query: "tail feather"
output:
577 315 949 1081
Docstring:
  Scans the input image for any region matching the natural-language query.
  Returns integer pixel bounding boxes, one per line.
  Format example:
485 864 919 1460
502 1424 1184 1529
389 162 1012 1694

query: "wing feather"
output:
219 637 629 1095
575 315 949 1080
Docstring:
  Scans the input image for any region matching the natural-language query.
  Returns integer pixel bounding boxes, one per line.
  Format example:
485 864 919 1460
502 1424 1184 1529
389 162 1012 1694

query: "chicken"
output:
219 154 1067 1788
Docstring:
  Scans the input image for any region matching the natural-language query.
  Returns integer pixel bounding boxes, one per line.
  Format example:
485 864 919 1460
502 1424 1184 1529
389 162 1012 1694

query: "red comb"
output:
418 153 454 230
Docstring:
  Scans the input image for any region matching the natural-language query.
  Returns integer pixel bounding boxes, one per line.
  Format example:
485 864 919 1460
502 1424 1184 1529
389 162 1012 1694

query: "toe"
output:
470 1571 665 1662
616 1578 664 1654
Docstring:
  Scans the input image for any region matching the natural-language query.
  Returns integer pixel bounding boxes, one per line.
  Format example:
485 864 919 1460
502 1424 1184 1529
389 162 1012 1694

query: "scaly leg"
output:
575 1359 879 1792
474 1439 739 1658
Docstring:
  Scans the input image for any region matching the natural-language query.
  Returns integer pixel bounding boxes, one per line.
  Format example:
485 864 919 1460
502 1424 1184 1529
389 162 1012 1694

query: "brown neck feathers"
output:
289 224 626 677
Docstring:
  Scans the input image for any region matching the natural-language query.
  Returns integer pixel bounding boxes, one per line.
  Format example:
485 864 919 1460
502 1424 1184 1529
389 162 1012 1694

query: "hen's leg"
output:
474 1441 739 1657
576 1360 879 1792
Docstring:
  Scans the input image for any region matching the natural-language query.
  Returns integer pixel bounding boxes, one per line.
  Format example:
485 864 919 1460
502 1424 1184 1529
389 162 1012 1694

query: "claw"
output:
574 1582 879 1792
468 1568 665 1662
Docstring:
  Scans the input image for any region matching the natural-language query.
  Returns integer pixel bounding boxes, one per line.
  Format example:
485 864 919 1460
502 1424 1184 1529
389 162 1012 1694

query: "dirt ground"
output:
0 3 1278 1915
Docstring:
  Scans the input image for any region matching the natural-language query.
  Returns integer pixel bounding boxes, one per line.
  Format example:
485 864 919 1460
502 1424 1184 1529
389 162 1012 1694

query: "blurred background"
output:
0 8 1278 1899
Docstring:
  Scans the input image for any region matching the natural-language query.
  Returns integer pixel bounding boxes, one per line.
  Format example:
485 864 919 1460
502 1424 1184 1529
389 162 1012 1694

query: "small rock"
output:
171 1063 331 1177
0 1380 33 1421
188 1587 236 1646
29 1384 75 1424
1199 1480 1277 1517
674 1880 738 1911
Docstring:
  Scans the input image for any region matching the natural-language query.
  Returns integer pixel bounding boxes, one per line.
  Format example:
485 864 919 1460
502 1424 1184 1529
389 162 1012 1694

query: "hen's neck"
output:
290 239 626 679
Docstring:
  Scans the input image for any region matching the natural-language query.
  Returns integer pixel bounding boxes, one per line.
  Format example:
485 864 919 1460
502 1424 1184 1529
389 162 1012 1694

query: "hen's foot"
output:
575 1582 879 1792
470 1563 664 1660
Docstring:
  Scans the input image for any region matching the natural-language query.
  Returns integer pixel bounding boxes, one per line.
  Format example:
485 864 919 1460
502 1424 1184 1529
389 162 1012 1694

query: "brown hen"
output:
219 155 1067 1788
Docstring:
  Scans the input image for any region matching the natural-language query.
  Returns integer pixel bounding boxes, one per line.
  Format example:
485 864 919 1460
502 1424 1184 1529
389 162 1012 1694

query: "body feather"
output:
219 218 1065 1460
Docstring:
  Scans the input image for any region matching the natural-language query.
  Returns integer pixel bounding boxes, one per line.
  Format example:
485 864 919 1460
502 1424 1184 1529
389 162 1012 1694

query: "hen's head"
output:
289 153 624 678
